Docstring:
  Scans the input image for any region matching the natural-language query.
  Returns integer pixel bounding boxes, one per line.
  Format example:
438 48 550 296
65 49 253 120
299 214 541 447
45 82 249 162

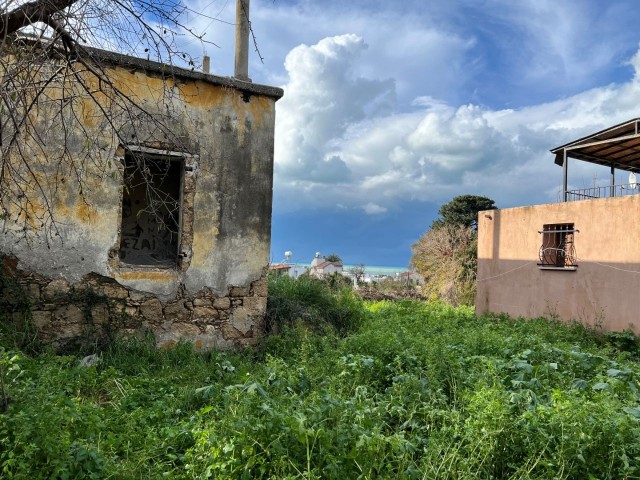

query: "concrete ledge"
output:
537 266 578 271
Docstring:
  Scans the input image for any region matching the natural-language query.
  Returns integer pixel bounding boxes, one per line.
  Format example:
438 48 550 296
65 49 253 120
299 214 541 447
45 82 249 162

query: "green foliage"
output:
371 277 414 294
604 329 639 355
411 224 477 305
265 274 366 336
0 349 22 413
323 271 353 291
432 194 496 230
412 194 495 306
324 253 342 263
1 299 640 479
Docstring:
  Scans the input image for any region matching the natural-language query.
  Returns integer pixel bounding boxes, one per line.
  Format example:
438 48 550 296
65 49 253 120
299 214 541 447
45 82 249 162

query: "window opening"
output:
538 223 576 268
119 152 183 267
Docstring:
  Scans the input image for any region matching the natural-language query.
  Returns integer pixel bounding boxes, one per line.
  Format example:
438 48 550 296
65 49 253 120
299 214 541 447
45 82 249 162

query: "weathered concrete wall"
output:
476 195 640 332
0 51 283 349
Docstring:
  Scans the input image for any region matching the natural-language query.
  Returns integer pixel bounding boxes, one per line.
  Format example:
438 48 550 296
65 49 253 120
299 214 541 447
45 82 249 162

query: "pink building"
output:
477 118 640 332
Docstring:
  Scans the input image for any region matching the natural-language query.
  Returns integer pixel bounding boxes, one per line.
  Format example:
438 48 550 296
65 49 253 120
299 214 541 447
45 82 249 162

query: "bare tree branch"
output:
0 0 77 39
0 0 218 241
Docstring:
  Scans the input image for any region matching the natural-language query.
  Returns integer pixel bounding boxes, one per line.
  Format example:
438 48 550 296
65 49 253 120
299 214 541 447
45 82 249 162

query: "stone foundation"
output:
0 256 267 351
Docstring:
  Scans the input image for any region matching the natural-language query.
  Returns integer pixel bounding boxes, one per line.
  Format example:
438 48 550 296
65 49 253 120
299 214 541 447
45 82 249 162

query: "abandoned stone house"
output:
0 43 283 350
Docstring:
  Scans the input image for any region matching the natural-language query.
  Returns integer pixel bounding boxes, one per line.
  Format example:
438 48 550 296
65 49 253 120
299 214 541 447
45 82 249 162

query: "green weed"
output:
265 274 367 335
1 294 640 478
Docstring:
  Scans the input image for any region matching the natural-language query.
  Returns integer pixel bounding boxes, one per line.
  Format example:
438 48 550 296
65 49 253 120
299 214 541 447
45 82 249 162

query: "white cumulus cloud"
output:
275 34 394 185
274 34 640 213
362 203 387 215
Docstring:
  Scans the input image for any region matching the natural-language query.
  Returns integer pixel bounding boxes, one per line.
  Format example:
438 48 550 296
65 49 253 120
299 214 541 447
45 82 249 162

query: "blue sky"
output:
182 0 640 266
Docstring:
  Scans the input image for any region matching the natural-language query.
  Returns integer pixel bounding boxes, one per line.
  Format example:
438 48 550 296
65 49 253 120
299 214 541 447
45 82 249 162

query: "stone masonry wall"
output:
0 256 267 351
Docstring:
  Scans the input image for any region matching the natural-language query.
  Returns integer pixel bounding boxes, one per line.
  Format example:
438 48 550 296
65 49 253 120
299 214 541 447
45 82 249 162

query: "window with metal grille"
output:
538 223 577 269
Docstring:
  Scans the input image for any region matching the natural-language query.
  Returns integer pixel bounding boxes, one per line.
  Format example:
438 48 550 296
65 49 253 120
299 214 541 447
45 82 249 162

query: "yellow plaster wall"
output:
1 58 279 299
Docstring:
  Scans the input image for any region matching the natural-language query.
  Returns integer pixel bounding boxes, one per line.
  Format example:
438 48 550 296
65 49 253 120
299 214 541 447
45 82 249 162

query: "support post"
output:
234 0 251 82
610 163 615 197
563 150 568 202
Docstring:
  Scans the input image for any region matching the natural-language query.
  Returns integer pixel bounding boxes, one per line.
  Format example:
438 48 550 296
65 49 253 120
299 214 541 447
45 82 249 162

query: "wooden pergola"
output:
551 118 640 201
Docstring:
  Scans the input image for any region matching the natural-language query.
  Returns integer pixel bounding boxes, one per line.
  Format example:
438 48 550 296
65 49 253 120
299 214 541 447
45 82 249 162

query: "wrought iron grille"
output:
538 224 576 267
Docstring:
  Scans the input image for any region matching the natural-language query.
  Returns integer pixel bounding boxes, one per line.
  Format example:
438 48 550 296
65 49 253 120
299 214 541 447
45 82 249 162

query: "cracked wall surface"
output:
0 50 283 349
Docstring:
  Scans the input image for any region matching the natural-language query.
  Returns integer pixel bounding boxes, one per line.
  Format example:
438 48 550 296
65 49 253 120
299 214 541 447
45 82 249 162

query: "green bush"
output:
0 270 39 353
604 329 639 355
265 274 366 335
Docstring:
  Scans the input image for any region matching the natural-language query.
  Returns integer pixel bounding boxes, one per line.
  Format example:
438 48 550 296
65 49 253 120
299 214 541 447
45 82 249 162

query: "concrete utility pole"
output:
234 0 251 82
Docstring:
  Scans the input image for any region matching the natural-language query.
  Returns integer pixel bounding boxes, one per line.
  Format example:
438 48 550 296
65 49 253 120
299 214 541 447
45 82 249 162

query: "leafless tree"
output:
411 225 477 306
348 263 365 285
0 0 212 240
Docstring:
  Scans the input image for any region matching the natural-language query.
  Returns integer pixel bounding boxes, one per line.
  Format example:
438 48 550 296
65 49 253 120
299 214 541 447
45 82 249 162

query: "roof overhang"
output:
551 118 640 173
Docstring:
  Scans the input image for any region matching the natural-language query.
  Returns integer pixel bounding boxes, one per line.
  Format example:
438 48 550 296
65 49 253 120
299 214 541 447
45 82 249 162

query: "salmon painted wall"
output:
476 195 640 332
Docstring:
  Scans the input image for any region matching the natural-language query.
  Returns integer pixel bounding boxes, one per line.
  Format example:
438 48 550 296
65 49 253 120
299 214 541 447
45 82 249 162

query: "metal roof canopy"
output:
552 118 640 173
551 118 640 201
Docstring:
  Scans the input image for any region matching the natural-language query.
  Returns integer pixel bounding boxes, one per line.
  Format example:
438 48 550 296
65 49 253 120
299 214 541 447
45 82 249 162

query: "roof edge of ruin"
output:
85 47 284 100
12 35 283 100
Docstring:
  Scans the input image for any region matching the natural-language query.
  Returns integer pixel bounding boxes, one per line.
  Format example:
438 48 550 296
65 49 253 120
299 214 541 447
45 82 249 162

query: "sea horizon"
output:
279 262 411 276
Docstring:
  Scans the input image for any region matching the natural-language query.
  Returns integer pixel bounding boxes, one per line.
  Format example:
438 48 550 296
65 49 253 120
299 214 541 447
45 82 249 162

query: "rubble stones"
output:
43 279 71 300
90 304 110 325
213 296 231 309
0 261 267 351
164 301 188 322
55 304 85 326
219 323 243 340
31 310 52 329
229 286 249 297
27 284 41 302
193 306 217 319
244 296 267 316
101 283 129 299
251 277 268 297
139 298 163 321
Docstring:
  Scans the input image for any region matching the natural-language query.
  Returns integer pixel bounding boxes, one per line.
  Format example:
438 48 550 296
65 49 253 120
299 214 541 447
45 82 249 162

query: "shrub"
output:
265 274 366 336
604 329 639 355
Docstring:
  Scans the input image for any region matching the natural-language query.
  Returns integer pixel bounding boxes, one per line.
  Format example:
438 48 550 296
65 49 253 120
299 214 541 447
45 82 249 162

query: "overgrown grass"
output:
265 274 366 336
1 280 640 478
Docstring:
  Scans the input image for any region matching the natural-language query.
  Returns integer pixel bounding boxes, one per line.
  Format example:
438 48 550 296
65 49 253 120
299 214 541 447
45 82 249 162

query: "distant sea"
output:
344 265 409 276
285 264 409 276
285 264 407 276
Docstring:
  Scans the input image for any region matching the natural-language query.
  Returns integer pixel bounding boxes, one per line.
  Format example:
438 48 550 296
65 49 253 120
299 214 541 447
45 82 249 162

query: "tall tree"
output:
325 253 342 263
432 195 496 230
412 194 496 306
411 225 477 306
348 263 365 285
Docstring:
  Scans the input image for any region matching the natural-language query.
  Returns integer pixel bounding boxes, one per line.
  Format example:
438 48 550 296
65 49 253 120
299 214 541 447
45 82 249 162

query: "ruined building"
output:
0 24 283 349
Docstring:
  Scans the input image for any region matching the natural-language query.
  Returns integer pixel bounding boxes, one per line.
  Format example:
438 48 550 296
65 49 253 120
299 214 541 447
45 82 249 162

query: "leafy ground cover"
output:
1 277 640 478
